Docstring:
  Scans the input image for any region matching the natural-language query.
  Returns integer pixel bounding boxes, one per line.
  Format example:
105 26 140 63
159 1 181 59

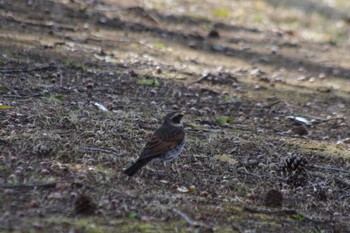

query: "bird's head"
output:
164 111 184 127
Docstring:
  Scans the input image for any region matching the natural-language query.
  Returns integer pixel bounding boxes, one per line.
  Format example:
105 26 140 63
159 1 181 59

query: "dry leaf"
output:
177 186 189 193
216 154 238 165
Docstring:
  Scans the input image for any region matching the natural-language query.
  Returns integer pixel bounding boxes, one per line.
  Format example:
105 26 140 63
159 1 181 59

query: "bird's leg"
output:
151 161 165 178
170 161 184 182
162 161 178 180
163 161 170 174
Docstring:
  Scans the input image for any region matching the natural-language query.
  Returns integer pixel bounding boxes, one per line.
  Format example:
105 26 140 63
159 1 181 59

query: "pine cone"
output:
281 156 308 188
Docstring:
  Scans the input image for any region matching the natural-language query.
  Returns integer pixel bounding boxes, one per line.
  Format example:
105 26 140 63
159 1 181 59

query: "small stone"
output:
106 102 114 110
40 169 50 175
64 143 71 149
318 73 326 79
297 76 306 81
86 82 94 89
33 144 52 156
199 191 209 197
207 30 220 39
10 156 17 164
10 112 17 118
2 120 10 125
15 169 23 176
29 200 39 208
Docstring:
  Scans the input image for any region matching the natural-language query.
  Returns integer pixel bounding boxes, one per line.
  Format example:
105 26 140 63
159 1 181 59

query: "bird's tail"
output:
123 159 150 176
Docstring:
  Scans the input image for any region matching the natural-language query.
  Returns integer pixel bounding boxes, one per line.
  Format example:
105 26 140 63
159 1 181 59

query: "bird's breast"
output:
161 139 185 162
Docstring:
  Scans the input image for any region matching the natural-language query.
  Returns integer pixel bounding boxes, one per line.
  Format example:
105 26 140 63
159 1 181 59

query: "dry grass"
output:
0 0 350 232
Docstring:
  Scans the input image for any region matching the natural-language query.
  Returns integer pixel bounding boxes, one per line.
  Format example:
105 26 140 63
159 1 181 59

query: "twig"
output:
4 15 76 31
310 165 350 174
0 65 58 73
237 167 285 181
243 207 326 223
172 208 194 225
138 40 159 50
262 100 284 109
2 91 58 99
171 208 212 230
0 181 84 190
80 147 121 156
187 128 222 133
193 75 209 84
311 117 345 125
125 6 161 25
231 223 243 233
0 183 56 189
138 123 157 131
334 178 350 187
87 37 160 51
340 194 350 200
1 94 26 99
0 139 10 145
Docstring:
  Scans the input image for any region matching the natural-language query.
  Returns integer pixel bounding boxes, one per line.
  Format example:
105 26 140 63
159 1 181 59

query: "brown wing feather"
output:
137 126 185 161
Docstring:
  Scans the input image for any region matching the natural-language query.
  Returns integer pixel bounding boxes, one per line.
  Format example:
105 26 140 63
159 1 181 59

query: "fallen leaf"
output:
0 86 10 94
0 105 13 109
177 186 189 193
336 138 350 145
128 212 137 218
216 116 233 126
153 42 165 49
213 9 230 17
94 102 108 112
137 78 160 87
216 154 238 165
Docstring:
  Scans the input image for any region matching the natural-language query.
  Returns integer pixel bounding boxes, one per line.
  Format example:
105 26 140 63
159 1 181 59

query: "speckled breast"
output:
162 139 185 161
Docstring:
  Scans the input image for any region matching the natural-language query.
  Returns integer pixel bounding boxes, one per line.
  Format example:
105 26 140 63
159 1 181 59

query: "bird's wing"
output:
137 127 185 161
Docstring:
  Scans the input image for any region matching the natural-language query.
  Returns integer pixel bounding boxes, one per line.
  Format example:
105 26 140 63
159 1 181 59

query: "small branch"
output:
0 139 10 145
237 167 285 181
231 223 243 233
87 37 161 51
172 208 194 225
4 15 76 32
262 100 284 109
310 165 350 174
80 147 121 156
193 75 209 84
311 117 345 125
334 178 350 187
2 92 61 99
125 6 161 25
340 194 350 200
138 123 157 131
0 65 58 74
0 181 85 190
187 128 222 133
243 207 326 223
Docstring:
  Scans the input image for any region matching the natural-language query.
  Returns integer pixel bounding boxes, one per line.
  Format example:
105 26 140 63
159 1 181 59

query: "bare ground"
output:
0 0 350 232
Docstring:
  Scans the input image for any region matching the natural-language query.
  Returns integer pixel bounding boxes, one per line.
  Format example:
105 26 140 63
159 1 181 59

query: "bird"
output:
124 111 185 176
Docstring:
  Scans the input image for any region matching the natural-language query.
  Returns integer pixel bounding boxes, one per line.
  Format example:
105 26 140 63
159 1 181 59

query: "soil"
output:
0 0 350 232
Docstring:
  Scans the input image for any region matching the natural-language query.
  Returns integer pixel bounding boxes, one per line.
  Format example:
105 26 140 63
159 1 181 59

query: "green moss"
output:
213 8 230 17
73 219 105 233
